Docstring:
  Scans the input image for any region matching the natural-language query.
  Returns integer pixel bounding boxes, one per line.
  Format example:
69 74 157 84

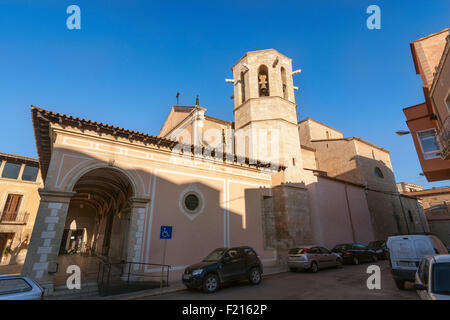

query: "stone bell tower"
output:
231 49 313 259
232 49 303 183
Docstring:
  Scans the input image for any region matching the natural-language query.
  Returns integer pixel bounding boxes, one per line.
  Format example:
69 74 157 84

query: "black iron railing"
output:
97 259 171 296
438 116 450 160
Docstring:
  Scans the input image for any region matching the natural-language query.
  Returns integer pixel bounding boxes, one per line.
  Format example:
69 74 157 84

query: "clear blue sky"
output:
0 0 449 188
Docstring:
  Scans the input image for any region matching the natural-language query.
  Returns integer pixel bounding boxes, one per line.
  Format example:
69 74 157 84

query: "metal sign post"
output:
159 226 172 290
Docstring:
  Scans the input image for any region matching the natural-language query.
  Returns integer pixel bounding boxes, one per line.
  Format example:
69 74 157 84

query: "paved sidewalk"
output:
51 264 288 300
109 264 288 300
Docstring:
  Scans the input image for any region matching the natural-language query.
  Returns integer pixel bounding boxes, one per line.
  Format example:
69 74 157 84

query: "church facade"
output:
21 49 428 293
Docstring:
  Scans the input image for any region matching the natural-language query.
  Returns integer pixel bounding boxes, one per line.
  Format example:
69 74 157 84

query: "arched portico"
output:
22 164 149 294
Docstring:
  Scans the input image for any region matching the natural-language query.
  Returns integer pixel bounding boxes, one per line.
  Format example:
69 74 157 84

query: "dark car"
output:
182 246 263 293
331 243 378 265
367 240 388 260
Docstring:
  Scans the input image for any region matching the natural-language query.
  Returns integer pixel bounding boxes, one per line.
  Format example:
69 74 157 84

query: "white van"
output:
386 235 448 290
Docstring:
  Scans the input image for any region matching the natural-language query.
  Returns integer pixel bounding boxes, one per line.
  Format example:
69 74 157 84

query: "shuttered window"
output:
1 194 23 222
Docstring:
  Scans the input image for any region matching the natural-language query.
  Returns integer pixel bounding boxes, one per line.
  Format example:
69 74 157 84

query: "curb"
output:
120 267 289 300
119 287 187 300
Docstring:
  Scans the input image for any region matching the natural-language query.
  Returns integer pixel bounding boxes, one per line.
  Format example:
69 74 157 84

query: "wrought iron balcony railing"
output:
0 211 30 224
438 116 450 160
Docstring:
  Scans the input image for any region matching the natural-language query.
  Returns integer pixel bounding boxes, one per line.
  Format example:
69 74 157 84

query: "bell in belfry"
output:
258 73 269 96
259 74 267 89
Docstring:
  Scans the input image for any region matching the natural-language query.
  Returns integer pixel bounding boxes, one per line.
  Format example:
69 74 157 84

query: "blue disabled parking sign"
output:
160 226 172 239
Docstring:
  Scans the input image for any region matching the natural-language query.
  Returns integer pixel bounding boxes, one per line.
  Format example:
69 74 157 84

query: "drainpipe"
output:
344 183 356 242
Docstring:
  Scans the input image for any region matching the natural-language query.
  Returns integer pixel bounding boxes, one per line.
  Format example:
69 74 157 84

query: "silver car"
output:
0 275 44 300
414 255 450 300
287 245 343 273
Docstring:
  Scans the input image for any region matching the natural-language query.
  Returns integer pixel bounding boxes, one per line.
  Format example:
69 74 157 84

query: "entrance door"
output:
59 230 70 254
58 229 84 254
67 230 84 254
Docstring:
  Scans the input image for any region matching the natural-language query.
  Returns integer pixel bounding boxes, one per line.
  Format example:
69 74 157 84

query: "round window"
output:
179 187 205 219
184 194 200 212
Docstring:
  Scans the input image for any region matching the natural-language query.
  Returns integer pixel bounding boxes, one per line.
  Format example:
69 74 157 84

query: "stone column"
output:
272 183 313 264
21 189 75 294
124 197 150 277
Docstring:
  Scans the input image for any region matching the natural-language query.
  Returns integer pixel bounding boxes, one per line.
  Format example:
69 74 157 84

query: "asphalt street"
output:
140 260 418 300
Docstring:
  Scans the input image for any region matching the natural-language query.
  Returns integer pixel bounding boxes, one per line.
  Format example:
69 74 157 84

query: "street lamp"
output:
396 130 410 136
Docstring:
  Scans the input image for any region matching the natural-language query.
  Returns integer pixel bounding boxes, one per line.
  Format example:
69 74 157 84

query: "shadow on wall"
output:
7 235 29 265
322 155 429 240
25 147 275 284
334 156 397 191
305 176 375 249
1 233 29 268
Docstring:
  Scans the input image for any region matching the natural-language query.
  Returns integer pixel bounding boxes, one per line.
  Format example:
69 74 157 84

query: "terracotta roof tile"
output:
31 105 284 180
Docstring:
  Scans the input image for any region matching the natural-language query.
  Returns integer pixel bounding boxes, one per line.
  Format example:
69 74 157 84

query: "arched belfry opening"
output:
258 65 270 97
240 71 246 104
281 67 288 100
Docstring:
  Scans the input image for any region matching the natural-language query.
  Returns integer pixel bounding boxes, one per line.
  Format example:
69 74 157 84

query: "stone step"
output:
49 282 99 300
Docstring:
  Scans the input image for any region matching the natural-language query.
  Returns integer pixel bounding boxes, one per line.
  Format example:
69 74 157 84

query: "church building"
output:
21 49 428 293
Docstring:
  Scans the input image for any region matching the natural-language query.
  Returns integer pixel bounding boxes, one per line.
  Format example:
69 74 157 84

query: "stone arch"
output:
64 165 138 258
64 162 141 198
22 162 150 291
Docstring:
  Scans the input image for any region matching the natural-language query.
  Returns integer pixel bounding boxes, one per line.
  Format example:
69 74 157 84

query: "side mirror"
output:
414 283 427 291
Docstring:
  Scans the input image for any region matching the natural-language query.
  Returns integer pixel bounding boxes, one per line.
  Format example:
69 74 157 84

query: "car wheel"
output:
352 257 359 265
249 267 262 285
372 255 378 262
202 273 219 293
335 258 343 268
310 262 318 273
289 267 297 272
395 280 405 290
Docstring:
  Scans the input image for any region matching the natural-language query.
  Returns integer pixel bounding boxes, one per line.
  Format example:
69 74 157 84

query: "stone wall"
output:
271 184 313 263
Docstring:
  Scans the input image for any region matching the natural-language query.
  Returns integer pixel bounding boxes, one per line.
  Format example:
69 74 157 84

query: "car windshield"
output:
432 262 450 295
333 244 349 250
288 248 307 254
368 241 383 249
202 249 227 262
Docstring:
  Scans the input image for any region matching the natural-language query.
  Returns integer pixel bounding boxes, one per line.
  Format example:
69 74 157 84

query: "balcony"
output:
0 211 30 225
438 116 450 160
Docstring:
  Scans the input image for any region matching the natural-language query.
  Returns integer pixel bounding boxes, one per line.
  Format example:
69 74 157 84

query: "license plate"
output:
399 261 416 267
183 274 191 280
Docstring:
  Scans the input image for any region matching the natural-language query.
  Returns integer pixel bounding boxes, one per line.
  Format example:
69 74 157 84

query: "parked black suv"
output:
182 246 263 293
331 243 378 265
